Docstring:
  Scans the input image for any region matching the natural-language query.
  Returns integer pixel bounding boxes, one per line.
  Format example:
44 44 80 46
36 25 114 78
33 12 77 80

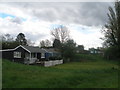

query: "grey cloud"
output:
3 2 114 26
76 2 112 26
31 2 114 26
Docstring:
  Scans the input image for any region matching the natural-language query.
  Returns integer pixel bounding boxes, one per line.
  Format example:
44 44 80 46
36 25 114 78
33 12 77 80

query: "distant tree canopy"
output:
1 33 34 49
40 39 51 48
40 40 45 48
2 41 19 49
1 34 19 49
45 39 52 47
27 39 35 46
51 25 77 61
77 45 84 51
102 0 120 60
16 33 28 45
53 39 61 49
51 25 70 43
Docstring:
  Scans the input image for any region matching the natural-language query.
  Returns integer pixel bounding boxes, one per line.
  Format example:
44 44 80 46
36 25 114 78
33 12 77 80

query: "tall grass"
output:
74 54 105 62
2 56 119 88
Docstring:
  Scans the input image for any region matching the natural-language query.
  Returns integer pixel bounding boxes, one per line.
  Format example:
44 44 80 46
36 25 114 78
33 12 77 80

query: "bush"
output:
73 54 103 62
49 56 62 60
104 46 120 60
61 39 76 62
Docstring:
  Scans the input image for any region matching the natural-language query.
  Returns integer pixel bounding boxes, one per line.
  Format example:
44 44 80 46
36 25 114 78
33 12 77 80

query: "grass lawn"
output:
2 55 119 88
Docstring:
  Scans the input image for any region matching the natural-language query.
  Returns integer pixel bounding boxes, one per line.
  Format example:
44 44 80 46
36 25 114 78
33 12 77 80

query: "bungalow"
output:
0 45 46 64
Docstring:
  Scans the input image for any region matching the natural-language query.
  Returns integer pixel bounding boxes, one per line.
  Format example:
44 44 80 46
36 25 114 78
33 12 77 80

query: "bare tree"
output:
40 40 46 48
27 39 35 46
51 25 70 43
45 39 51 47
0 34 14 42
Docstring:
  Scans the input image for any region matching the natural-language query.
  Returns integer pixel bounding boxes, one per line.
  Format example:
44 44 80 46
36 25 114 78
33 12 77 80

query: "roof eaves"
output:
0 49 14 52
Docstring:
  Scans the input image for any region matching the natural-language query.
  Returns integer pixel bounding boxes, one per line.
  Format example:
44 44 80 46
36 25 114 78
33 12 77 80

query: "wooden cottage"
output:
1 45 46 64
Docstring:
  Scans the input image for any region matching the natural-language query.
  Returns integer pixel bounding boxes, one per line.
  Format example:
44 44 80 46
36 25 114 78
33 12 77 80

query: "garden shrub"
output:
49 56 62 60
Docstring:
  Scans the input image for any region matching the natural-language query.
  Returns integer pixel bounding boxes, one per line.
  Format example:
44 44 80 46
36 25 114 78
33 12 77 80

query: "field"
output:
2 55 119 88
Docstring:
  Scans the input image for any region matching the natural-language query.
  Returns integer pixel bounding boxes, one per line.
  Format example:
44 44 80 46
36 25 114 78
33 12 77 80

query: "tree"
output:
102 0 120 59
5 34 14 42
2 41 19 49
45 39 51 47
40 40 46 48
53 39 61 49
102 0 120 47
1 33 19 49
61 39 76 62
40 39 51 48
0 34 13 42
0 35 6 42
51 25 70 43
76 45 84 53
77 45 84 50
16 33 27 45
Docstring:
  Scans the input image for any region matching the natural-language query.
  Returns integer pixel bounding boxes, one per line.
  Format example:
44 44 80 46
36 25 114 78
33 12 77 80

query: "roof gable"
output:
20 45 46 53
14 45 31 53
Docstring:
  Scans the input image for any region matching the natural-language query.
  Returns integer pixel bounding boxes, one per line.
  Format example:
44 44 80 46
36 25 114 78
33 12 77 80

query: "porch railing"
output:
24 58 38 64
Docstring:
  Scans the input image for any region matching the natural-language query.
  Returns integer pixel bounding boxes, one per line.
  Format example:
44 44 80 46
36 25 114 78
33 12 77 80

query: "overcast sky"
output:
0 2 114 49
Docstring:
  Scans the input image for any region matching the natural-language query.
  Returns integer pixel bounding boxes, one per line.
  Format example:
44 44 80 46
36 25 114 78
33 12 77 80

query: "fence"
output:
44 60 63 67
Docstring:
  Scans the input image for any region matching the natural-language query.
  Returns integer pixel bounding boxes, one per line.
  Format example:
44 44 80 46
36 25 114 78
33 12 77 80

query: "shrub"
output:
49 56 62 60
104 46 120 60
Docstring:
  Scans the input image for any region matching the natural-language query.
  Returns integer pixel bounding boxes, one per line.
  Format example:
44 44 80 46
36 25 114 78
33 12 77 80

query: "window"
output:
41 53 45 58
31 53 36 58
14 52 21 58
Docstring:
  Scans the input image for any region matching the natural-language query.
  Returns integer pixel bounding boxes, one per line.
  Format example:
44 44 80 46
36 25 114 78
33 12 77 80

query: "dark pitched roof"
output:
42 48 60 53
20 45 46 53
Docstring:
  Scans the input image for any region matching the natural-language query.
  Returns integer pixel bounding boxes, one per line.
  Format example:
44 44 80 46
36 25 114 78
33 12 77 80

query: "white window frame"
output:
14 52 21 58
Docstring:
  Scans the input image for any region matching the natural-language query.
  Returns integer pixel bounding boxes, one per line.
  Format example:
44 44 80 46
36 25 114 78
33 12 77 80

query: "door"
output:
37 53 41 60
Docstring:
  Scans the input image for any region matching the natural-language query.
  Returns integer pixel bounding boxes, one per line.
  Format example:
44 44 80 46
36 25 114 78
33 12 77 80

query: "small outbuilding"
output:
42 48 61 60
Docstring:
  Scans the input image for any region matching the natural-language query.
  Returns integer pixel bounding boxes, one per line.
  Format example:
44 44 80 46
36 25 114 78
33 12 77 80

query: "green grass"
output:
2 55 119 88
